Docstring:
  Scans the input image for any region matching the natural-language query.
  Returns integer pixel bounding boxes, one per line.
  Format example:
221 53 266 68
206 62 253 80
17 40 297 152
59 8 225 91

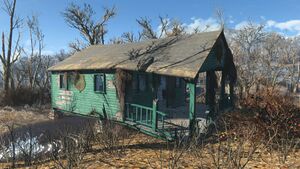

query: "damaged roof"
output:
49 30 230 79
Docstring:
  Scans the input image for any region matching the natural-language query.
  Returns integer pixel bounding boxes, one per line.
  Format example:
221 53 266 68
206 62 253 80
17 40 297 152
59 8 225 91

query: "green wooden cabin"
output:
48 30 237 140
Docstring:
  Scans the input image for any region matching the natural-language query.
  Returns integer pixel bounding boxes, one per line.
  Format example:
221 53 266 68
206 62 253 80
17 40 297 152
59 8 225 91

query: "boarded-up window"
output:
94 74 105 93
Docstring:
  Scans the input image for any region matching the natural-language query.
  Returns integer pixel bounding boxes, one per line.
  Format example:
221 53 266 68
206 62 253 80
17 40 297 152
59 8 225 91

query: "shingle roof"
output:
48 30 224 79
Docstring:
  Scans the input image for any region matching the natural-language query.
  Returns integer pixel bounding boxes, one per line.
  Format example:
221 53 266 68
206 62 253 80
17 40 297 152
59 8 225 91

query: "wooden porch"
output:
122 69 235 141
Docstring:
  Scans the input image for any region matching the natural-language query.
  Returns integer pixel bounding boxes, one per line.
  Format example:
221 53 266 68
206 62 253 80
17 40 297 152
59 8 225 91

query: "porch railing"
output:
125 103 185 140
125 103 154 128
125 103 168 130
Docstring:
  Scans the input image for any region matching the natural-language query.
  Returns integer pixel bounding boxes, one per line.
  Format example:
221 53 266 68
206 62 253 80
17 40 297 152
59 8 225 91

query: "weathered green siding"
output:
173 80 186 107
125 72 153 107
199 38 225 72
125 73 186 108
51 72 120 118
51 71 186 119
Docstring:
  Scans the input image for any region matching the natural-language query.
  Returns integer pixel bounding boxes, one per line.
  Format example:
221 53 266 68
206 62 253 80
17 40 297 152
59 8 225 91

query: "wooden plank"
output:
51 73 120 117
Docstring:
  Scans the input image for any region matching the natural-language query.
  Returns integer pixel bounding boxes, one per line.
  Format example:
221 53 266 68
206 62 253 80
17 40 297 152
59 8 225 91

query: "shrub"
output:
240 89 300 140
0 87 50 106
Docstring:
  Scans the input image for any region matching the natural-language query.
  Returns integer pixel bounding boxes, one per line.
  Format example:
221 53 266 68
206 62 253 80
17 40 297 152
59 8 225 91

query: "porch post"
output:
188 81 196 137
220 70 226 110
206 71 216 118
151 73 158 131
152 100 158 130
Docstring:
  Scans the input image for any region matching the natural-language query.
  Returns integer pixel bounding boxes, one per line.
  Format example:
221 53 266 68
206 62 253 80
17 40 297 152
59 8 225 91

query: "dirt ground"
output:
0 107 299 169
0 105 50 134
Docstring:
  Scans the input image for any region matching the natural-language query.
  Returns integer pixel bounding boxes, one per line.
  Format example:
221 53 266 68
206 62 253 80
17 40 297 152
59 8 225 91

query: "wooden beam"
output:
188 81 196 137
206 71 217 118
152 100 158 130
151 73 158 131
220 70 226 110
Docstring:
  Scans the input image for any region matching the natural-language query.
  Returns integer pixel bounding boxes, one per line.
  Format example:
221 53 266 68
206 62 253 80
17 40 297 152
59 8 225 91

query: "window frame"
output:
94 73 106 93
59 73 68 90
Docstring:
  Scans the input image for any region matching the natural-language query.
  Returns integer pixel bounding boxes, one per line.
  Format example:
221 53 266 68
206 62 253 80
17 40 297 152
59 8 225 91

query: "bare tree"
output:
62 3 116 52
0 0 22 93
230 21 266 98
17 15 44 89
260 33 286 89
281 37 300 93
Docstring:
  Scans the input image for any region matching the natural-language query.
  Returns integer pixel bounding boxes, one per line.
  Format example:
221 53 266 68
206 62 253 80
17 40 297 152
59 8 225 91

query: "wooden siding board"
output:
51 73 120 118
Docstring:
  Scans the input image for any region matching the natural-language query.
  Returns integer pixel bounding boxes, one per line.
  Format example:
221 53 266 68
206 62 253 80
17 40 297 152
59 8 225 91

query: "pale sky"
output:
0 0 299 55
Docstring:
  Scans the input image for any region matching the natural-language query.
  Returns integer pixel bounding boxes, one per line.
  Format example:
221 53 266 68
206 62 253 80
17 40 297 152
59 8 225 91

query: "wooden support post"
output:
152 99 158 130
206 71 217 119
220 71 226 110
151 73 158 131
188 82 196 137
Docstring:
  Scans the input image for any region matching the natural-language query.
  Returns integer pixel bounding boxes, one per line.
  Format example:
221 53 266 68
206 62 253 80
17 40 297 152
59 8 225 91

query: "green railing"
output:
125 103 153 128
157 110 167 130
125 103 185 140
125 103 168 130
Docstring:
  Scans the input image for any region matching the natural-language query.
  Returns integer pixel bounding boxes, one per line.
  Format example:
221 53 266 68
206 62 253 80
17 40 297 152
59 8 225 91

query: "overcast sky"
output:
0 0 300 55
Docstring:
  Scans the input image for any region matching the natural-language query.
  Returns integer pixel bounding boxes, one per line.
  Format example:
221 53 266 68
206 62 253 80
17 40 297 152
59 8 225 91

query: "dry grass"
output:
0 105 50 134
0 105 299 169
2 134 297 169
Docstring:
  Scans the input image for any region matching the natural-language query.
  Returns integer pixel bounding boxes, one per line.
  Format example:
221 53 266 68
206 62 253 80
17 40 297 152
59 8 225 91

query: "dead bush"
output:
95 120 135 157
147 130 191 169
193 118 263 169
0 87 50 106
48 124 86 169
16 126 40 166
223 88 300 167
240 89 299 140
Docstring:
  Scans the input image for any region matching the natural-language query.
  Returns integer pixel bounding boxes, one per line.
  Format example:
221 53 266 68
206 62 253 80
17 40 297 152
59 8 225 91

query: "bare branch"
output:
136 17 157 40
63 3 116 48
214 8 225 29
157 16 169 38
1 32 6 65
11 32 21 64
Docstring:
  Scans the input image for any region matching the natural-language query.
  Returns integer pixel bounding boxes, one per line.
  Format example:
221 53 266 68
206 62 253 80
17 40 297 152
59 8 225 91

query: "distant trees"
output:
5 14 59 105
15 15 45 90
0 0 22 93
230 22 266 98
0 1 70 105
62 3 116 52
229 21 300 98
